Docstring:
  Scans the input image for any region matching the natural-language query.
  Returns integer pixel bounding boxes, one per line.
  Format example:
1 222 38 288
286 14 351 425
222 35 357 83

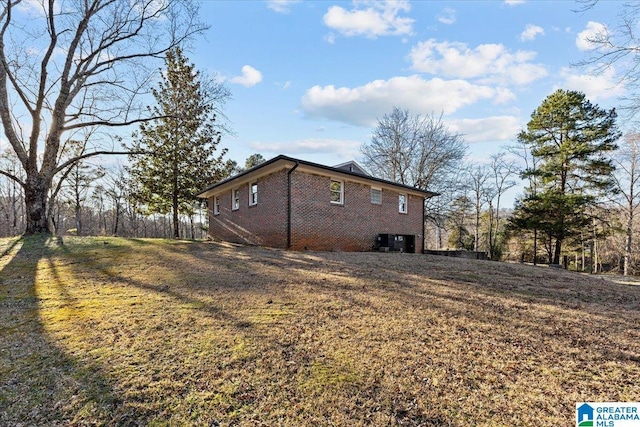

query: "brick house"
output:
196 155 436 252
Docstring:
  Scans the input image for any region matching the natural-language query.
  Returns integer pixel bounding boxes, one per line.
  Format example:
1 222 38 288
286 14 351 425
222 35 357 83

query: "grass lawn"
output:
1 236 639 426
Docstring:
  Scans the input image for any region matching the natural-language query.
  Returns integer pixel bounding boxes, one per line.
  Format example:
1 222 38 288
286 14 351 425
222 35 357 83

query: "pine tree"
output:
510 89 620 264
128 47 230 238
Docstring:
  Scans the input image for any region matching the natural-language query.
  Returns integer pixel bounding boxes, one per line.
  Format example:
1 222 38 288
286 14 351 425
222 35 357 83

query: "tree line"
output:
359 88 640 275
2 0 640 276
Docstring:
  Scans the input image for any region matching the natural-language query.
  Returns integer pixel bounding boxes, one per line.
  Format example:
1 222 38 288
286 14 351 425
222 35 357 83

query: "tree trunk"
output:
474 193 481 252
493 191 504 261
533 229 538 265
625 204 633 276
487 200 494 260
591 219 600 274
75 203 82 236
553 238 562 265
172 158 180 238
113 204 120 236
172 204 179 239
24 177 51 235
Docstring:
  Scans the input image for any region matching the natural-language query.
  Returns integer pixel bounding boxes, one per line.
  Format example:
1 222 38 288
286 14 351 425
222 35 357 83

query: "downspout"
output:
287 161 300 249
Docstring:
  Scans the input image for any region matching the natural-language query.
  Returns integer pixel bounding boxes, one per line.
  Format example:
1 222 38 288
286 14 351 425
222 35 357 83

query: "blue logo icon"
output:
577 403 594 426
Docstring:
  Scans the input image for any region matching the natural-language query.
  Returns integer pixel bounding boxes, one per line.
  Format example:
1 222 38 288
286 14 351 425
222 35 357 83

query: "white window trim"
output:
370 187 382 205
249 182 258 206
213 196 220 215
232 188 240 211
330 179 344 205
399 193 408 214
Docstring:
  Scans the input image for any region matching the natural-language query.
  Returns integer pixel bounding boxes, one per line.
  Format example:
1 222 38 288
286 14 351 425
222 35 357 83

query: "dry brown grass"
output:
1 236 639 426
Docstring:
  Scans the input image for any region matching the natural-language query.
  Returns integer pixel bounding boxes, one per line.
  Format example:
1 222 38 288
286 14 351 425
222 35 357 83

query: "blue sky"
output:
191 0 625 178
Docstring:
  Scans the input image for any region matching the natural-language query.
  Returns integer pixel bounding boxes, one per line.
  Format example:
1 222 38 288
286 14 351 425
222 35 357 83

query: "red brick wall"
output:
289 171 424 251
207 168 424 252
208 169 288 248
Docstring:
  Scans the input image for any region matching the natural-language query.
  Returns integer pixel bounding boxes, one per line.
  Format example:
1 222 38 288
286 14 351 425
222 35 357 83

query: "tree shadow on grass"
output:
0 237 21 259
0 236 120 426
7 237 635 426
56 238 253 328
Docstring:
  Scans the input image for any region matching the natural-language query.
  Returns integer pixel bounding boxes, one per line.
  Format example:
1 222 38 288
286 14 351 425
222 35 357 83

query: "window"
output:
371 187 382 205
399 194 407 214
249 182 258 206
330 180 343 204
232 188 240 210
213 196 220 215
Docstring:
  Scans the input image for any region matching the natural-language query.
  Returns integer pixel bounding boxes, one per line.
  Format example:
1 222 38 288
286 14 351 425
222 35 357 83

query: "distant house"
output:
196 155 436 252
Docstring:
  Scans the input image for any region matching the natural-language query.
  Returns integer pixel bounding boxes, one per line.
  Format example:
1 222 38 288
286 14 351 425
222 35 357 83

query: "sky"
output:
0 0 629 205
189 0 626 194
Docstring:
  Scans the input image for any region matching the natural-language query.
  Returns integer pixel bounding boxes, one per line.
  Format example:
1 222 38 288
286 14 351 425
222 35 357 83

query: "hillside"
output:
1 236 639 426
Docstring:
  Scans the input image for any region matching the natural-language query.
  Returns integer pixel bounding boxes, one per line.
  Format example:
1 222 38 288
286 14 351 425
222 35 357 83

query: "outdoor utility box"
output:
377 234 416 253
377 234 395 249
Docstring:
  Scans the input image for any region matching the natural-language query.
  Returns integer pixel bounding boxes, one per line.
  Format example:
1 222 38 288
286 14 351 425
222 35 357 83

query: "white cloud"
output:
520 24 544 42
576 21 609 51
446 116 521 143
559 66 625 101
323 0 414 39
230 65 263 87
266 0 301 13
325 32 337 44
301 75 512 127
408 39 547 86
437 8 456 25
504 0 525 5
494 87 517 104
249 138 361 159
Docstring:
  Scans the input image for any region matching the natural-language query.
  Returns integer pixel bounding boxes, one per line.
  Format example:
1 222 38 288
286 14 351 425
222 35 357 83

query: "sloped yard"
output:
1 236 639 426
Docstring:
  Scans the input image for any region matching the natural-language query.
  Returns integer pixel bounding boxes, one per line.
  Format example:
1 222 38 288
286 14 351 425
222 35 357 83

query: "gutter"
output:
287 161 300 249
196 154 437 200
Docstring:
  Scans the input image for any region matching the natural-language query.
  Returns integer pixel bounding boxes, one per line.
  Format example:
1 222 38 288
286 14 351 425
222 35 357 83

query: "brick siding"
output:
208 169 288 248
207 167 424 252
289 171 423 251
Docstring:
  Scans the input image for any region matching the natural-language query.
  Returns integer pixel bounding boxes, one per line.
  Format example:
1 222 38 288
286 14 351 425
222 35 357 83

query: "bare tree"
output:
486 153 517 260
467 165 491 252
575 1 640 116
362 108 467 188
446 195 474 250
60 160 105 236
507 136 541 264
0 0 206 235
611 133 640 275
0 148 24 236
361 107 468 248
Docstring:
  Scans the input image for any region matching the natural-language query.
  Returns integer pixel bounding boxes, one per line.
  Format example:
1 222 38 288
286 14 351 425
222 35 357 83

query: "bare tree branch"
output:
0 0 208 233
0 167 24 186
53 149 145 177
574 1 640 117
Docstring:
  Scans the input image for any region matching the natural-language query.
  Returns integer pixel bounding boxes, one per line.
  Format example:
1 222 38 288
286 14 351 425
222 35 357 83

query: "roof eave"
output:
196 154 438 199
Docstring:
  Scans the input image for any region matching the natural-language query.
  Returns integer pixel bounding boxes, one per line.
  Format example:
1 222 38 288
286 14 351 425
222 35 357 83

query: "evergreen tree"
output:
510 89 620 264
128 47 231 238
245 153 266 170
